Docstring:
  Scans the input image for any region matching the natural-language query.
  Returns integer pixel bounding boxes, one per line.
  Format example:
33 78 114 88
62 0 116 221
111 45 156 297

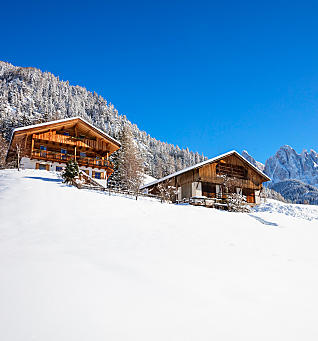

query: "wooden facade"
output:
6 117 121 180
141 151 270 206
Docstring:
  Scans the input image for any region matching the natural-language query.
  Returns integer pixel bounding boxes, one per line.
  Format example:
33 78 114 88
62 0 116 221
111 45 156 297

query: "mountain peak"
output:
241 150 265 171
265 146 318 187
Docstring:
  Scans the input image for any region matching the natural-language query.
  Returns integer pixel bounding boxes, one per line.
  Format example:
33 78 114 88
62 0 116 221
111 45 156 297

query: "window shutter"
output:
46 164 50 171
36 163 40 170
92 171 95 178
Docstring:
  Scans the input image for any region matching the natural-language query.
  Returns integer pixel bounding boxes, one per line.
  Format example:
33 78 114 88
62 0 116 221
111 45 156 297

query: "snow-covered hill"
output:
1 169 318 340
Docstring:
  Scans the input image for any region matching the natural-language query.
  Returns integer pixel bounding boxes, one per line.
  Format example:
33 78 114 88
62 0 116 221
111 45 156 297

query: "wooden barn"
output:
6 117 121 182
141 151 270 206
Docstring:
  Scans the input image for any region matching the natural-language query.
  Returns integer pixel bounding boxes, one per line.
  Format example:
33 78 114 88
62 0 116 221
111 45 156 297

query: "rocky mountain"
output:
242 146 318 205
0 61 205 178
241 150 265 171
264 145 318 187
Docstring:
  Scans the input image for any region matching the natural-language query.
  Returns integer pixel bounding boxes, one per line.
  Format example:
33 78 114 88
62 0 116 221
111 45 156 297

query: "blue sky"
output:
2 0 318 162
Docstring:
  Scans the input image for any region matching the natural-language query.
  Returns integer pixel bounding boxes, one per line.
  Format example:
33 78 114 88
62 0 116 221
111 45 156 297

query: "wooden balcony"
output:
31 149 114 170
32 131 110 152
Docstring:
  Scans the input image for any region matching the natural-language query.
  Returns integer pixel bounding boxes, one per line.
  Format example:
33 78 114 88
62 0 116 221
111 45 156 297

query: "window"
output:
96 156 102 165
40 145 47 157
56 166 63 172
94 172 101 179
63 132 70 136
39 164 47 170
61 149 67 160
80 152 86 158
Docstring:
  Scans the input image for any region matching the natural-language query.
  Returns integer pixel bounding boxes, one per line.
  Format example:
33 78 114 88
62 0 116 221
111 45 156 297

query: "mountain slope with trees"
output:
0 61 205 178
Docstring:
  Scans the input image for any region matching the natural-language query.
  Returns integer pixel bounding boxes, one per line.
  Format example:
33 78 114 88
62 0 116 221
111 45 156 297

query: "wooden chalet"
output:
141 151 270 206
6 117 121 181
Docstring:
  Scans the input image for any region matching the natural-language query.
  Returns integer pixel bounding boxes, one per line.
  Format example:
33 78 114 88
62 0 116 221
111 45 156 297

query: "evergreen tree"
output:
108 149 120 188
62 160 79 184
0 134 8 169
112 125 144 198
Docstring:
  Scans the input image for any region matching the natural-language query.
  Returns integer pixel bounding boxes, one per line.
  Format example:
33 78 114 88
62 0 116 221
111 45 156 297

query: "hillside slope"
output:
0 61 205 178
1 169 318 340
269 179 318 205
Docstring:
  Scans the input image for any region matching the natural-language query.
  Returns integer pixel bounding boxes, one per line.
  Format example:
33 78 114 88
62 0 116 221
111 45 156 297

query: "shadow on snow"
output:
249 214 278 226
24 176 63 183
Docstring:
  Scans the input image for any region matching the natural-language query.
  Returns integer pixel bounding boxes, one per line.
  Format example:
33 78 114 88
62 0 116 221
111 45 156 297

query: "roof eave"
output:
9 116 121 148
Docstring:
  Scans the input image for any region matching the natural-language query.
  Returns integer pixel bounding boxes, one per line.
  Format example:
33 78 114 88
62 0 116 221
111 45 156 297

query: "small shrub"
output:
227 193 250 212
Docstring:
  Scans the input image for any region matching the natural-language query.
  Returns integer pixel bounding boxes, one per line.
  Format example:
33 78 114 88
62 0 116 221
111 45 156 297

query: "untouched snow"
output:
1 169 318 341
254 198 318 221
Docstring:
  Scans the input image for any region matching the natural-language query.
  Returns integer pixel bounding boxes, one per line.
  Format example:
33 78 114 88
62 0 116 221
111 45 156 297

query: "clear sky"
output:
2 0 318 162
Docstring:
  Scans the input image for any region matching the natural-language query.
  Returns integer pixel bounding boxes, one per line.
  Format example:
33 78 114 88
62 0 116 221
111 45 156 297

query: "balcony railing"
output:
31 149 114 170
32 132 109 152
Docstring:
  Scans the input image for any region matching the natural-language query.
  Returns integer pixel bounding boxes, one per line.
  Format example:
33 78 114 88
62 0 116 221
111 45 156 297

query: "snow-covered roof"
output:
141 150 271 189
11 116 121 146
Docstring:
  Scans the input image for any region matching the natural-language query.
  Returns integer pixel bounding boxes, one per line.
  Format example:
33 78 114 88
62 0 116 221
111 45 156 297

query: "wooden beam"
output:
31 136 34 158
24 134 28 149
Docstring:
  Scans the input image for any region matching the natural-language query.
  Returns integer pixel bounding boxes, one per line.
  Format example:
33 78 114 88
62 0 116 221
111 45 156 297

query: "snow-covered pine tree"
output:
112 125 144 199
0 134 8 169
62 160 79 184
108 149 121 189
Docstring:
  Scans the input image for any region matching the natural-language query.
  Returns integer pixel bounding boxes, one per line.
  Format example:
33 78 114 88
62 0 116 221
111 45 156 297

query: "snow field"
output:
0 169 318 341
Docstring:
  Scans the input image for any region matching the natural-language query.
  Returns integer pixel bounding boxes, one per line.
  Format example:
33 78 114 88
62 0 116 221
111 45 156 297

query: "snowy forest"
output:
0 61 206 178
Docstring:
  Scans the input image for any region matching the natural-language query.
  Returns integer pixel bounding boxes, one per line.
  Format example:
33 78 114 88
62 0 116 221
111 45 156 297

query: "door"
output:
243 188 255 203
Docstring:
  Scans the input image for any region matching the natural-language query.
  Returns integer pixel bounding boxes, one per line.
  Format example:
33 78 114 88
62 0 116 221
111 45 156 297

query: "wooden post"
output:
74 146 77 162
31 136 34 158
24 134 28 150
